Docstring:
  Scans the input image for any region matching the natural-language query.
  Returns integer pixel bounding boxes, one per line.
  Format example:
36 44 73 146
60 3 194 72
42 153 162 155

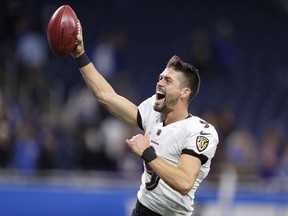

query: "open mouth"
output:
156 91 165 101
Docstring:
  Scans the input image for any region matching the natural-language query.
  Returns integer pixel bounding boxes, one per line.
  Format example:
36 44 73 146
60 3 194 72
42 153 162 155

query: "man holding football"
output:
71 21 219 216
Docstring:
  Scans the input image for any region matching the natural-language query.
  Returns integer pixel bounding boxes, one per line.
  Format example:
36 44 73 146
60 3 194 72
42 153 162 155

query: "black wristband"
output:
141 146 157 163
75 52 91 68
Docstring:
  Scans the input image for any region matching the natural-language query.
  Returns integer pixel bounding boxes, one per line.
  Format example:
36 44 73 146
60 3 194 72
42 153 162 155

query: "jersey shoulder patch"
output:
196 135 209 152
183 116 219 154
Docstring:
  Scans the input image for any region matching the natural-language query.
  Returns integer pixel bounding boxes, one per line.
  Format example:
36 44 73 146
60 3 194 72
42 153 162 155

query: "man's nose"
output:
157 79 164 86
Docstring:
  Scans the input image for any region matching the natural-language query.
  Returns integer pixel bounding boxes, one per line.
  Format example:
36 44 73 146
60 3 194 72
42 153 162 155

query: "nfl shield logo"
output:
156 129 161 136
196 136 209 152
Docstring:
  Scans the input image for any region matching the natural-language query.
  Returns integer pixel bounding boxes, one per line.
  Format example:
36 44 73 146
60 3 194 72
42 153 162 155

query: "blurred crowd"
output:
0 0 287 183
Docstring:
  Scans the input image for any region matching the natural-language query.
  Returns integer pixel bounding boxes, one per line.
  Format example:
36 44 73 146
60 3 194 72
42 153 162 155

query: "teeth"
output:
156 90 165 100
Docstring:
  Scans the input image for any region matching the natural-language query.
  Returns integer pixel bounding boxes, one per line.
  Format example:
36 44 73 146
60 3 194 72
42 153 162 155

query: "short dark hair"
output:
166 55 200 102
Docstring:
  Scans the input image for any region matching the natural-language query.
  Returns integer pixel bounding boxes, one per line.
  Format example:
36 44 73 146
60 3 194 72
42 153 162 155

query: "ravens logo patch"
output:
196 136 209 152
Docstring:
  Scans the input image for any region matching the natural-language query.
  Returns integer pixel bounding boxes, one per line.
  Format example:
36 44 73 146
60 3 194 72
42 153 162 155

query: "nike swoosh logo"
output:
200 131 211 136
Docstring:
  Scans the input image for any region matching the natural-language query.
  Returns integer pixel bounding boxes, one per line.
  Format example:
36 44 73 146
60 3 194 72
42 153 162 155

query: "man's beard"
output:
153 95 178 113
153 101 166 113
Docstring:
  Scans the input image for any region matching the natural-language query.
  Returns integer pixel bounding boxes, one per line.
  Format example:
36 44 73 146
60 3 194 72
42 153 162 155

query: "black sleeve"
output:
181 149 208 165
137 109 144 130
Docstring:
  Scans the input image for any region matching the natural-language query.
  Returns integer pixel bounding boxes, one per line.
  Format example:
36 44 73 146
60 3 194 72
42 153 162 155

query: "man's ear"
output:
181 88 191 100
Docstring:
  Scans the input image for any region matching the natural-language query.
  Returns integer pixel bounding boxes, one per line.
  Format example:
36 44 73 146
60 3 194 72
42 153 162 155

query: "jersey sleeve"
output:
182 125 219 165
137 95 156 131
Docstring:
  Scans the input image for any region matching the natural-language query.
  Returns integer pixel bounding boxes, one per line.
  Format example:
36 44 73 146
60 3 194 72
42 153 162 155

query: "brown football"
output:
47 5 78 58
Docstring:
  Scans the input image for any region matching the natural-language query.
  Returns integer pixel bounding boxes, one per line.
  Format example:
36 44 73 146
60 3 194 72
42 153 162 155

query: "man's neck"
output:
162 110 190 126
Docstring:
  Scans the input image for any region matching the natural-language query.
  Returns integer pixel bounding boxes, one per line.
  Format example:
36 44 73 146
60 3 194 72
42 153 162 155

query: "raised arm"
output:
71 21 139 127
